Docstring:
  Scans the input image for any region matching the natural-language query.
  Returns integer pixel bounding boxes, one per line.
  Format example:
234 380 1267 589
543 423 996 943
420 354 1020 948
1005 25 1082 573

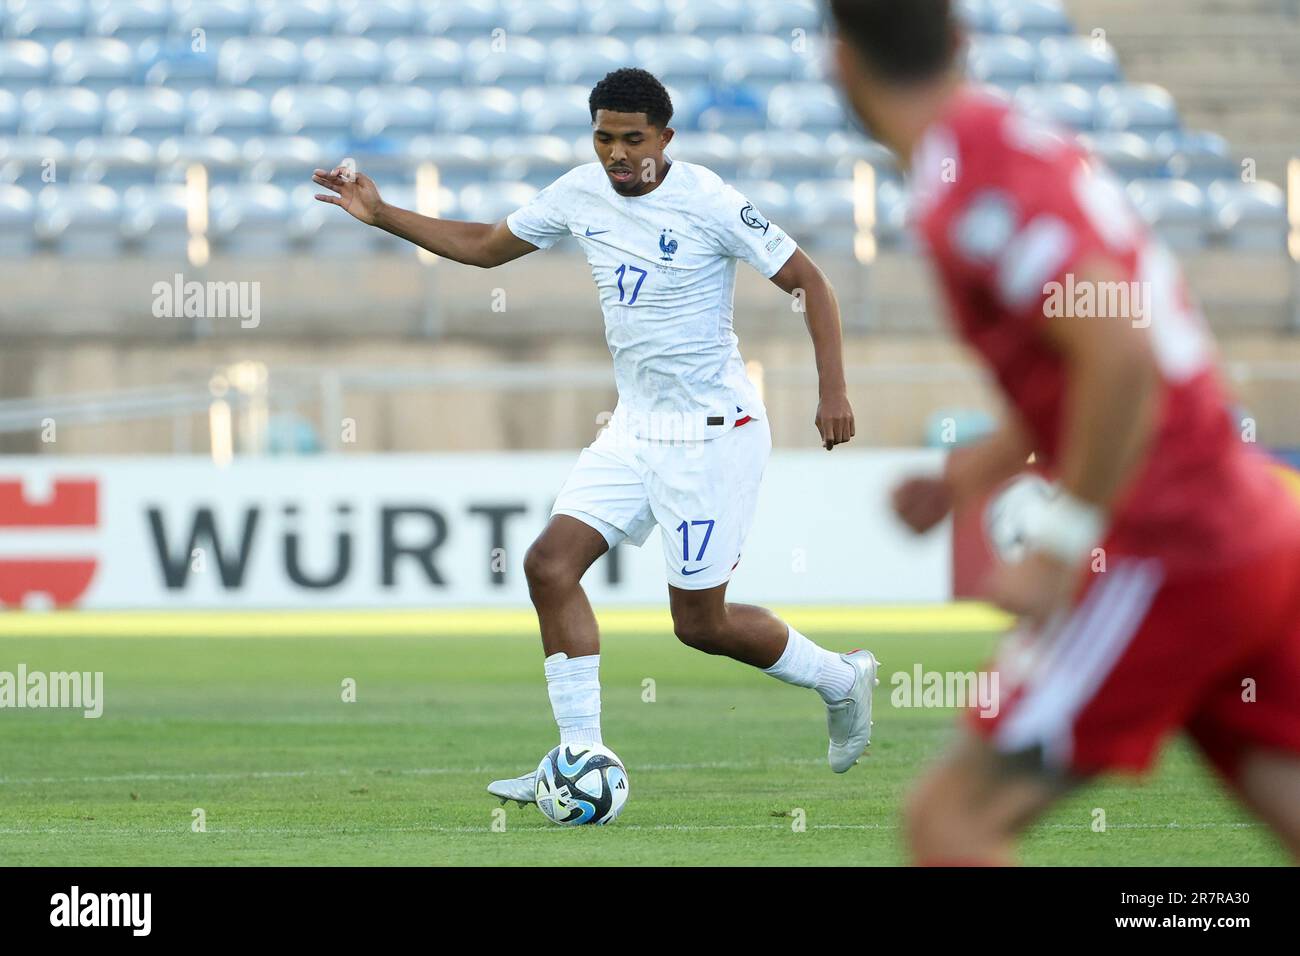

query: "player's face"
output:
592 110 674 196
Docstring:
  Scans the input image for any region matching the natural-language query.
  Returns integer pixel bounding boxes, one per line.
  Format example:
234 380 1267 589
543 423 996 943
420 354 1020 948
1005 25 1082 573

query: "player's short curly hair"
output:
830 0 957 82
588 68 674 128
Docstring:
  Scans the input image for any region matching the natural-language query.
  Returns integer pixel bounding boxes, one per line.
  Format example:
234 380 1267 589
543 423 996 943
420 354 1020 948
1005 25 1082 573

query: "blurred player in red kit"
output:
829 0 1300 864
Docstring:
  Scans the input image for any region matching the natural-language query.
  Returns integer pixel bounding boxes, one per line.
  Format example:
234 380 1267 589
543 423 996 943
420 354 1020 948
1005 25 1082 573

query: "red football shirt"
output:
911 87 1300 574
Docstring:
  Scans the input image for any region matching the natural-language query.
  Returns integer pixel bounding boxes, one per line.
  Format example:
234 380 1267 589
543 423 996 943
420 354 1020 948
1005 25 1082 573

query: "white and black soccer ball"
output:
534 743 629 826
983 473 1057 564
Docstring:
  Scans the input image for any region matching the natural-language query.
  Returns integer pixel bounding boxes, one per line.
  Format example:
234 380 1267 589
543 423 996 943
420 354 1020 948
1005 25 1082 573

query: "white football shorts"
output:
551 412 772 590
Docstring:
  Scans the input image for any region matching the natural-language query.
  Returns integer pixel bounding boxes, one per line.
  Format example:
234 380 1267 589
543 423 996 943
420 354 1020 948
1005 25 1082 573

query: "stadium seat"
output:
586 0 666 43
0 40 50 96
1079 131 1162 182
336 0 417 45
1036 36 1122 90
139 40 220 93
688 85 767 133
242 135 327 189
89 0 174 46
547 37 636 87
251 0 337 43
20 87 103 141
35 183 123 256
1207 181 1287 252
189 88 272 144
69 136 156 188
738 130 834 182
666 0 747 41
208 182 293 255
789 179 856 249
664 130 742 179
384 37 465 92
435 88 520 135
767 83 846 134
405 134 491 189
520 85 594 140
0 88 17 133
300 37 384 86
635 35 716 87
170 0 255 50
746 0 824 36
420 0 500 42
1014 83 1096 132
218 37 302 93
715 35 799 91
965 35 1040 89
506 0 584 42
155 133 244 184
0 184 36 256
1154 130 1238 187
464 36 549 91
1096 83 1180 137
458 181 539 223
827 134 903 183
954 0 998 34
353 85 439 145
104 87 188 144
1126 179 1208 252
0 135 70 190
991 0 1073 43
269 84 354 142
288 181 376 256
5 0 88 45
120 183 189 255
488 134 576 186
875 179 915 250
49 39 136 95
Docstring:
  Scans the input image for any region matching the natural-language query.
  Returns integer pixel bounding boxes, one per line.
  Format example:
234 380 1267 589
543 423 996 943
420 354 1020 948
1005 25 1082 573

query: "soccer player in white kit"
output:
313 69 879 804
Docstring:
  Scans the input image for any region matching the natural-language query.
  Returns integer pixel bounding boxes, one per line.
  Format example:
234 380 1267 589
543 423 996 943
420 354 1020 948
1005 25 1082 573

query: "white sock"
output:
763 625 858 704
544 652 603 746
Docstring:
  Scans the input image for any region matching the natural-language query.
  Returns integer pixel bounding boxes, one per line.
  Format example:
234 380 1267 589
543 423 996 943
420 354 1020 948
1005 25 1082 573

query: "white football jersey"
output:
505 160 797 441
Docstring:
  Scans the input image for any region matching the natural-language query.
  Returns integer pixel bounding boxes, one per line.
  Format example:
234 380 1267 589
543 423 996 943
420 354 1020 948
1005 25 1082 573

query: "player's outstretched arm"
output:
770 248 855 450
312 165 538 268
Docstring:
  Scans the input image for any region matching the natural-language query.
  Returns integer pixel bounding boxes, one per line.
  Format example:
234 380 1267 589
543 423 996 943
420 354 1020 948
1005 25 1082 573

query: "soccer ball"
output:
983 473 1057 563
534 743 629 826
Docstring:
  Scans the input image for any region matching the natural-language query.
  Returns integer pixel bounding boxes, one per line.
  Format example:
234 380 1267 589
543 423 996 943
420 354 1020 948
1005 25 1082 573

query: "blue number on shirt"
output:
675 519 716 562
614 264 648 305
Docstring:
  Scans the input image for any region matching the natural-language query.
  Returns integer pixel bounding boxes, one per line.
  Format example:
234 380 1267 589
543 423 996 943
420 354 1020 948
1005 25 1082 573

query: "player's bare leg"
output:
904 734 1067 866
1232 750 1300 860
487 515 610 806
669 582 879 771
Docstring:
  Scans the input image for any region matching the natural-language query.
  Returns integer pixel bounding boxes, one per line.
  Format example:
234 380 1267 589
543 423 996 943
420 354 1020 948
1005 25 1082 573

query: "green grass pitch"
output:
0 609 1288 866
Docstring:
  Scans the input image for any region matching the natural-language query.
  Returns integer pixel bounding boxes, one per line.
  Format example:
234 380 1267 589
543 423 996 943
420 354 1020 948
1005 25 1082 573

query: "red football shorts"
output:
968 541 1300 782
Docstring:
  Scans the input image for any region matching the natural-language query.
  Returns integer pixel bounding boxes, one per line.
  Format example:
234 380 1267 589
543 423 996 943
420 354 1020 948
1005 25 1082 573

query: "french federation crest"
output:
659 229 678 261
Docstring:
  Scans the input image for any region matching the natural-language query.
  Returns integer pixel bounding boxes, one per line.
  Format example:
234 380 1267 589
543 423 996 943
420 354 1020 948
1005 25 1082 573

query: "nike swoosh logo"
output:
681 566 712 576
584 227 609 237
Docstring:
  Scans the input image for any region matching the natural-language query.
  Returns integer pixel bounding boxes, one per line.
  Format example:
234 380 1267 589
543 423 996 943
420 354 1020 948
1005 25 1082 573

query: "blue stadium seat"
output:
421 0 500 42
120 183 189 255
269 84 353 142
89 0 173 46
49 39 136 95
1207 181 1287 251
715 35 798 90
0 184 36 256
251 0 337 43
789 179 855 248
1036 36 1121 90
1154 130 1237 187
767 83 845 134
587 0 666 43
689 85 767 133
354 85 438 145
336 0 418 44
6 0 88 45
635 35 715 87
1079 131 1162 182
955 0 998 34
0 88 17 132
991 0 1072 43
139 40 220 93
965 35 1040 89
155 134 244 184
209 182 293 254
0 40 50 96
405 134 491 189
69 135 156 188
464 36 549 91
0 135 70 190
189 88 272 143
170 0 255 50
665 131 741 179
1096 83 1180 137
242 135 326 188
747 0 823 36
300 37 384 85
507 0 584 41
104 87 187 143
218 37 302 93
488 134 576 186
21 87 103 141
666 0 747 41
459 181 539 223
383 37 464 92
738 130 833 182
435 88 519 135
1126 179 1208 251
547 37 636 87
827 133 903 182
1014 83 1095 131
520 85 593 140
35 183 122 256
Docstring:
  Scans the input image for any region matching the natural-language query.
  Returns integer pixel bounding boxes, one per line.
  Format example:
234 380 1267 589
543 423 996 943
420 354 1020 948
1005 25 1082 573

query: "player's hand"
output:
891 475 952 534
313 165 384 226
986 550 1078 629
815 392 855 450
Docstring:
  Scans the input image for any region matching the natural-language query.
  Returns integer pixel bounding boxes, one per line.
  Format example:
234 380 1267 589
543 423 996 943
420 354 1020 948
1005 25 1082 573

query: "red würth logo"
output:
0 478 100 608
